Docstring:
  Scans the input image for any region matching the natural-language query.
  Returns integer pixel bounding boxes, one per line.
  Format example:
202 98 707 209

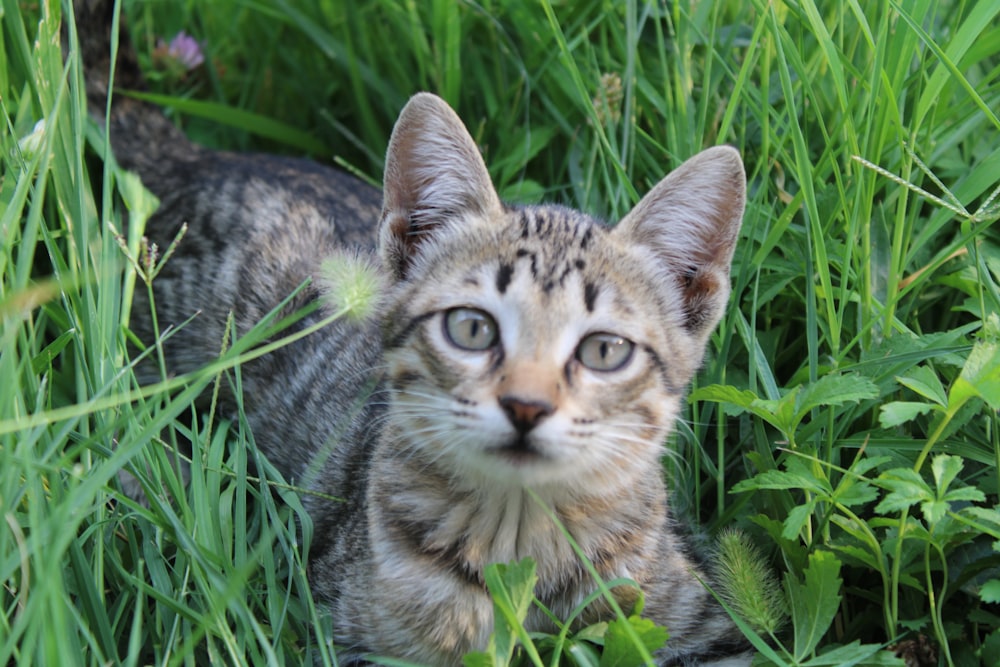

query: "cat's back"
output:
126 143 383 411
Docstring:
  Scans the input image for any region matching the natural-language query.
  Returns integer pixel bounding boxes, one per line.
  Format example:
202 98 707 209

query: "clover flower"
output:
153 31 205 76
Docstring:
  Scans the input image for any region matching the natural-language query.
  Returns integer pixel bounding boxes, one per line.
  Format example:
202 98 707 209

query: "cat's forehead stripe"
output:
583 282 598 312
496 262 514 294
514 205 598 243
499 206 605 297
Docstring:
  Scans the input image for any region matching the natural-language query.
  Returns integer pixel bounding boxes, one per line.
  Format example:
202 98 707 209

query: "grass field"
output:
2 0 999 664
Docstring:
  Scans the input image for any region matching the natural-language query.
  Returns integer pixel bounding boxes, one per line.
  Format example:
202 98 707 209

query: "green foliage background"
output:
2 0 999 664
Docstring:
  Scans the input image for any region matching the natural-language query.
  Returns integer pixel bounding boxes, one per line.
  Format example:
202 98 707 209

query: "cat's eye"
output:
444 308 499 351
576 333 634 372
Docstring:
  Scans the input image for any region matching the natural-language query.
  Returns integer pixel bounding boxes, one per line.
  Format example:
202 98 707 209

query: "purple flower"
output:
156 31 204 72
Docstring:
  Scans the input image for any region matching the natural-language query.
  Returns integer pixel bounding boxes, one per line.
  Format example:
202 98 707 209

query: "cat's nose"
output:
499 396 553 434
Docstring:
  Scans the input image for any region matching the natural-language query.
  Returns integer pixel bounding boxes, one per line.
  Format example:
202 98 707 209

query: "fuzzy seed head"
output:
321 254 383 322
715 528 787 635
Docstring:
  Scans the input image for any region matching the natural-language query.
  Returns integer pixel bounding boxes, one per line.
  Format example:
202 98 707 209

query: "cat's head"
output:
377 93 745 491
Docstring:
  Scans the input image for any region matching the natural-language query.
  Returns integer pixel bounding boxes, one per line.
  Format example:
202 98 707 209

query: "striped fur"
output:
78 2 750 662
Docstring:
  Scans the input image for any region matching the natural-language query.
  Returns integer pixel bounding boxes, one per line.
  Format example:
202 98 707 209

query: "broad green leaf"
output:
784 501 819 541
942 486 986 504
697 374 880 438
801 640 901 666
931 454 966 497
688 384 760 408
878 401 936 428
759 391 800 435
920 499 949 526
832 477 879 508
786 551 843 660
796 373 880 419
895 365 948 406
875 469 931 515
847 456 894 478
980 629 1000 666
599 616 669 667
689 384 796 434
949 313 1000 411
574 622 609 644
732 468 826 494
462 652 495 667
915 455 987 526
966 506 1000 540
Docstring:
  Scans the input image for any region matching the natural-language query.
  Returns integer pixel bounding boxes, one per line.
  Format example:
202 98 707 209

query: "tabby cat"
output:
78 0 752 664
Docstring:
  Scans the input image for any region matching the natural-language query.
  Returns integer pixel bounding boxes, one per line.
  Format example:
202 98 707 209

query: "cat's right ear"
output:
379 93 502 281
614 146 746 342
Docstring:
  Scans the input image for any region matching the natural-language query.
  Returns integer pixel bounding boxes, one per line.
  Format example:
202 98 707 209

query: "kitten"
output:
77 1 752 664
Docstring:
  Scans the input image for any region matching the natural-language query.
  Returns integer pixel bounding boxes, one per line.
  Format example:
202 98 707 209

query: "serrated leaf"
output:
896 365 948 406
920 499 949 526
881 468 927 486
943 486 986 503
980 628 1000 666
921 455 986 525
980 579 1000 604
761 391 801 435
875 492 923 516
688 384 760 408
732 468 826 494
786 551 843 660
849 455 894 477
931 454 965 495
832 478 879 508
599 616 669 667
797 373 880 418
689 384 790 432
878 401 936 428
875 469 931 516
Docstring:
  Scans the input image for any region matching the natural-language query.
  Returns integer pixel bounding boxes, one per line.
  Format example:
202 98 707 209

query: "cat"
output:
76 1 752 664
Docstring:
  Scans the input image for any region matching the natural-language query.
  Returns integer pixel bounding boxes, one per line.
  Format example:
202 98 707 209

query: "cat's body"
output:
78 1 752 664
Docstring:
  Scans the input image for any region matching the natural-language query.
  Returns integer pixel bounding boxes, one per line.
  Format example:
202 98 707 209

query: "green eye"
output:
444 308 499 351
576 333 634 371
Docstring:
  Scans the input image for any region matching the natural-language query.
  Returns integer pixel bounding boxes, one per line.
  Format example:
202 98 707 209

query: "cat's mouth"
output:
489 435 546 466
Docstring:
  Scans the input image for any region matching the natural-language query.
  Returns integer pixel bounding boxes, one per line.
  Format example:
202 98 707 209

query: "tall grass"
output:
2 0 999 665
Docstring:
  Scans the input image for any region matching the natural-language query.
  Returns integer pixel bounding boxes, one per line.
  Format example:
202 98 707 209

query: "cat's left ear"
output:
614 146 746 340
379 93 503 281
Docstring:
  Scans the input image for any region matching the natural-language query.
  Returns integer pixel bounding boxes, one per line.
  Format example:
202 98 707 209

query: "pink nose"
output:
499 396 553 434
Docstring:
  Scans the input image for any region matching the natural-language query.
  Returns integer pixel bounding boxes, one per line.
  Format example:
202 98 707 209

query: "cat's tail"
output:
71 0 204 181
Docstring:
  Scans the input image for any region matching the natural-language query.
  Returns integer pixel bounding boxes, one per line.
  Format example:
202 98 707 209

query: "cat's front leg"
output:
362 557 494 666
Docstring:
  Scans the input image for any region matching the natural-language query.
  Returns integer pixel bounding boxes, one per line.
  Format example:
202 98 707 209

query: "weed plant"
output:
2 0 999 665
